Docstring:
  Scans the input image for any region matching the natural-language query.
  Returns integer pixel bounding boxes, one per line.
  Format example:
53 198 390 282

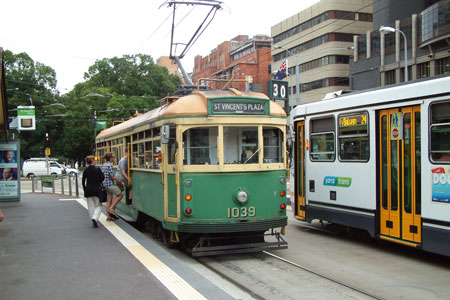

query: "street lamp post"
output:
379 26 408 82
274 45 300 112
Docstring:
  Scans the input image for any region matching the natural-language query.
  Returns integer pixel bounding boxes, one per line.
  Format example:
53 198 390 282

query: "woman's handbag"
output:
99 184 107 203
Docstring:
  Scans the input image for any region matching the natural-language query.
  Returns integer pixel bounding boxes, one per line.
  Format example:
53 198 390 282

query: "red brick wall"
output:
192 40 272 95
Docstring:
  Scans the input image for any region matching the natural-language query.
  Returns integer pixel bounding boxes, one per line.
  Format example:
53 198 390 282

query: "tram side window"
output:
430 101 450 163
310 117 335 161
338 112 369 161
183 127 218 165
224 126 259 164
263 127 282 163
167 127 177 164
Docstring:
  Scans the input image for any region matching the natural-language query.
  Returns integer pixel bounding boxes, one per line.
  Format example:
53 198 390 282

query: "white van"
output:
22 158 79 178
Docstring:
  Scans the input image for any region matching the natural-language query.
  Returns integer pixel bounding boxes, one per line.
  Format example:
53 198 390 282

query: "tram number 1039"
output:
227 206 256 218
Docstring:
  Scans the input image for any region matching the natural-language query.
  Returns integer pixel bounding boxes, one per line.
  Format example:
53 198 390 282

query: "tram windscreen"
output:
183 127 218 165
224 127 259 164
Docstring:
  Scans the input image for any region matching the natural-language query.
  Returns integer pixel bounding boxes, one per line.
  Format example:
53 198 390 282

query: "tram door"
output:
295 121 306 220
378 106 421 243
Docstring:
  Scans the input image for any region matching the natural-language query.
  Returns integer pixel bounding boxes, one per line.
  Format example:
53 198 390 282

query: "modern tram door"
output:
295 121 306 220
378 106 421 243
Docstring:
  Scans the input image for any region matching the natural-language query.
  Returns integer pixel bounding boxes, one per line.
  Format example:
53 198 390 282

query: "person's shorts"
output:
106 185 121 199
117 180 131 191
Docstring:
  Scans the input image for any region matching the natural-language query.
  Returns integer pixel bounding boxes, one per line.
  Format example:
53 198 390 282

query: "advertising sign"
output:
17 105 36 130
432 167 450 203
0 141 20 201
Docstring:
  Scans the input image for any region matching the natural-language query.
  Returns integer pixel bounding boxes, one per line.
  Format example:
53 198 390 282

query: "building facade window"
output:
273 10 372 44
301 77 349 92
385 70 396 85
420 1 450 43
274 33 354 62
435 57 450 75
417 62 431 78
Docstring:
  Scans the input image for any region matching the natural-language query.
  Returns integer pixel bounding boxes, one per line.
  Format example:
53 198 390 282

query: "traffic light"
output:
44 134 50 148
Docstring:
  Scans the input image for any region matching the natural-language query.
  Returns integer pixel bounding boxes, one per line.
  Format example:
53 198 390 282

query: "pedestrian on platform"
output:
101 152 123 220
82 155 104 228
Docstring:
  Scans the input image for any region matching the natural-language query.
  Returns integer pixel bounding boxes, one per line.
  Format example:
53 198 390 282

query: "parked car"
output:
22 158 79 178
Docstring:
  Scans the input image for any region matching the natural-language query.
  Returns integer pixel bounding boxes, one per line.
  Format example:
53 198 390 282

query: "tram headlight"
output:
235 189 249 204
280 203 286 210
280 177 286 184
185 207 192 215
185 180 192 187
280 190 286 197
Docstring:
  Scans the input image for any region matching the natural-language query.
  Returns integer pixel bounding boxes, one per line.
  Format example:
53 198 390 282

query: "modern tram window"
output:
310 117 335 161
430 101 450 163
224 126 259 164
338 112 369 161
183 127 218 165
263 127 282 163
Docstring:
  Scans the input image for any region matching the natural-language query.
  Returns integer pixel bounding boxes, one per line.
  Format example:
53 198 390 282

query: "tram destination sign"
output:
211 101 267 115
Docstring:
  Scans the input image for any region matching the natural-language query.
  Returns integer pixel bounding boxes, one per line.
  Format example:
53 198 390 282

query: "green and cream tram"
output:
290 76 450 257
96 88 288 256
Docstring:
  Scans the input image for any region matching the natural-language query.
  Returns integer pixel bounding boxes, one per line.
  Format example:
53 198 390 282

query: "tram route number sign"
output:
267 79 289 101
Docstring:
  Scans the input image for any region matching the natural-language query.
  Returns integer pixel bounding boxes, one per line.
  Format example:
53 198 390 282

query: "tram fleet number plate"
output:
227 206 256 218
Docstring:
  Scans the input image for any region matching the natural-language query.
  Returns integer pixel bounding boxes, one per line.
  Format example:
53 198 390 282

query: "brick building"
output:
156 56 180 77
192 35 273 93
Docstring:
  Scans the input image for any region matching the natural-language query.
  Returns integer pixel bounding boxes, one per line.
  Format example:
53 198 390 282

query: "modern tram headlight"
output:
235 188 249 204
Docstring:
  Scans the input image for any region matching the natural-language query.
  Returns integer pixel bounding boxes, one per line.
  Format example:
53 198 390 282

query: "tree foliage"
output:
61 54 181 163
5 51 182 164
4 50 62 160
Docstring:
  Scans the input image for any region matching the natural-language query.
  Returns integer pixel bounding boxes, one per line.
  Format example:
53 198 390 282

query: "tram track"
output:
262 251 386 300
196 249 386 300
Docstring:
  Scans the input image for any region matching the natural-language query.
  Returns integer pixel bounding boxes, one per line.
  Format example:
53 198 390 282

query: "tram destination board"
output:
210 100 268 115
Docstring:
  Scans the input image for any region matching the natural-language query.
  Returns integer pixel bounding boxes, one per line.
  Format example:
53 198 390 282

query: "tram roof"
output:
291 75 450 117
97 88 286 140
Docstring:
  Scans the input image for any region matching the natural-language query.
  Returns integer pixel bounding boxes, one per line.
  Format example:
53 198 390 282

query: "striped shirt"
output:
102 161 115 188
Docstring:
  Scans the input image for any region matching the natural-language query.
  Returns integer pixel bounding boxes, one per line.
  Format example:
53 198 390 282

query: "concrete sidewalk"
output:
0 193 234 300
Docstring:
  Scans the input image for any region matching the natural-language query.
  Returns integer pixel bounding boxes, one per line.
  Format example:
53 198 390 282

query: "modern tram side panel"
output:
291 77 450 257
421 99 450 256
297 110 377 237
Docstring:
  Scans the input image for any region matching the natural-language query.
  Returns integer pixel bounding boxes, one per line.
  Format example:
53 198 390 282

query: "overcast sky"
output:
1 0 319 93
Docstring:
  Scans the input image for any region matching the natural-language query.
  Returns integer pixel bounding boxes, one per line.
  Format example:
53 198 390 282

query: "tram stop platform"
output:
0 193 237 300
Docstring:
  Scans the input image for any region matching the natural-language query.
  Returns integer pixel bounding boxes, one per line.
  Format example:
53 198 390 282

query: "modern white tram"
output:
290 75 450 256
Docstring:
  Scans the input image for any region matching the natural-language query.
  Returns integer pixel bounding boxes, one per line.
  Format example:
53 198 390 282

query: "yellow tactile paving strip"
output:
74 198 207 300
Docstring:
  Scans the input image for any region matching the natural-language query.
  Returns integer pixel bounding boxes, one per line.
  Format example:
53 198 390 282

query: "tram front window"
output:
263 127 282 163
183 127 218 165
224 126 258 164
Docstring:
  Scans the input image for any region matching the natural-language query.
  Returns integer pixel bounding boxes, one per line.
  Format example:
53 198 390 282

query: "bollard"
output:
68 175 72 196
52 175 56 194
61 175 65 195
32 176 35 193
75 175 79 197
41 176 44 193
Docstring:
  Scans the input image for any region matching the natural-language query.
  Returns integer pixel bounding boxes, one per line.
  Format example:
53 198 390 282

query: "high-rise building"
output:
351 0 450 90
271 0 373 105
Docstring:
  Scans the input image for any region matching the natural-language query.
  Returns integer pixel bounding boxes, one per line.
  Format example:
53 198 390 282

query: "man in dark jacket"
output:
82 155 104 228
